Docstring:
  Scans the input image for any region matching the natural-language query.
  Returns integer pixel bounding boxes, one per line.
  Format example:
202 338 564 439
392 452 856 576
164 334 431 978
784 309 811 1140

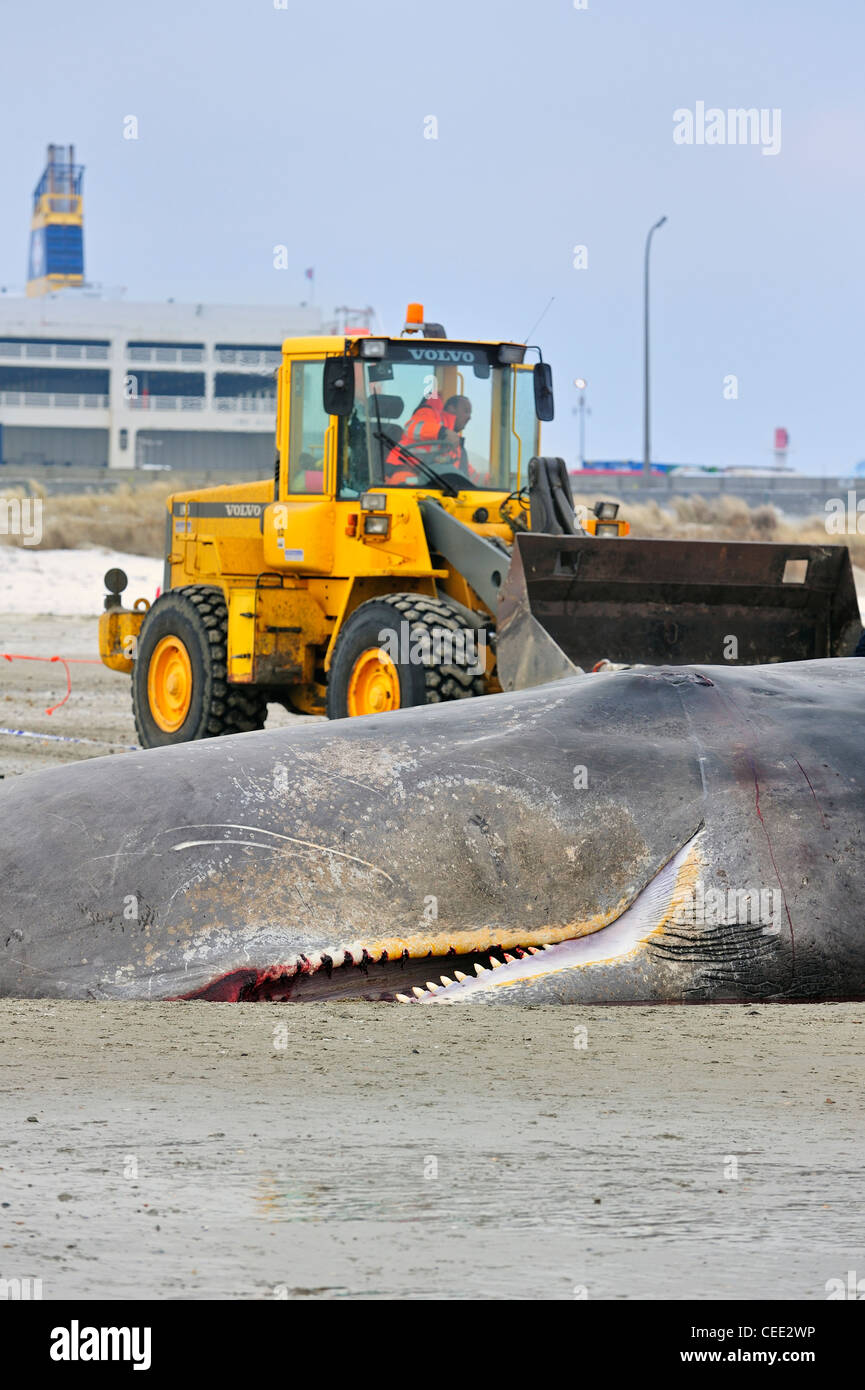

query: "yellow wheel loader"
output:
99 304 862 748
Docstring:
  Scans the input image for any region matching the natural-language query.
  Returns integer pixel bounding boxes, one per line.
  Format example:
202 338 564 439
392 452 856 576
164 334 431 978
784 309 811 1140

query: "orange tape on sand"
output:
1 652 103 715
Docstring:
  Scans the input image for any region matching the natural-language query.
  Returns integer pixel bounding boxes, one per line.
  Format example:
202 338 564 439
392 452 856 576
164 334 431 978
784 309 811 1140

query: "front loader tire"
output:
326 592 487 720
132 586 267 748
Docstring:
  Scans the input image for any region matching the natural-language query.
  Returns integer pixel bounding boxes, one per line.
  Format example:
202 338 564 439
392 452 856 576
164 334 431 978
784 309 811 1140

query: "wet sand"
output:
0 615 300 778
1 1000 863 1300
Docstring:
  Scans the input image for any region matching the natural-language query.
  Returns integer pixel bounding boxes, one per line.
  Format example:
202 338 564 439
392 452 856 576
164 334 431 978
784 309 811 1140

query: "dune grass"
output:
572 491 865 567
1 481 860 566
0 482 171 556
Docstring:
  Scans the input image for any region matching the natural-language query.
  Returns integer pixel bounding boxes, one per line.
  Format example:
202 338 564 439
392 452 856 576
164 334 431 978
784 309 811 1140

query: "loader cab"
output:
272 335 546 505
263 332 551 577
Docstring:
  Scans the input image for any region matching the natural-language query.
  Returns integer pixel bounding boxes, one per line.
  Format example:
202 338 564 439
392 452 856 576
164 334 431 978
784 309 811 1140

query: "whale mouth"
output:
407 830 702 1003
181 830 702 1005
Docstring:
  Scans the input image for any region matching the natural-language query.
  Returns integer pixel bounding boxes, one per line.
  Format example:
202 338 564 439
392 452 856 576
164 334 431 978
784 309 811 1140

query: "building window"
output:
213 373 276 399
0 365 109 394
126 342 205 364
214 343 282 367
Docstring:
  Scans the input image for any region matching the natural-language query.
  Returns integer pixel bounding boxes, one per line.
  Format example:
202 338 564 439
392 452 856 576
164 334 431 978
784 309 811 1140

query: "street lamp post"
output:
643 215 667 476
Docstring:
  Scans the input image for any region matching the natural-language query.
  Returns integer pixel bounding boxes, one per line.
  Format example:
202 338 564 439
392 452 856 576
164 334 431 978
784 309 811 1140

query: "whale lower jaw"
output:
178 830 703 1005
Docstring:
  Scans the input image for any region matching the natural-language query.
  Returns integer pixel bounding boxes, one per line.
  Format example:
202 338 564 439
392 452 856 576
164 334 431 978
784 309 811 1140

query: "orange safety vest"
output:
386 396 465 482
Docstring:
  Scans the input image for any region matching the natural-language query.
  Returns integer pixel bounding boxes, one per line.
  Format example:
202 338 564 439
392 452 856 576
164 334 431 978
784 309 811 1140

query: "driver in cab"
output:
386 391 473 484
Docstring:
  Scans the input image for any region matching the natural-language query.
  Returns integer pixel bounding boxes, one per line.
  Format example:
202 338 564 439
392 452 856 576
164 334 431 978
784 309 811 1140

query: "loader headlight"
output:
594 501 619 520
104 567 128 596
497 344 526 364
358 339 387 359
363 514 391 537
596 522 620 537
360 492 387 511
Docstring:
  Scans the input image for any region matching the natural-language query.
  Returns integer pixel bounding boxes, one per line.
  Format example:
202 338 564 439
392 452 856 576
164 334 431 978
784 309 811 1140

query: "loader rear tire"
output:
132 586 267 748
326 593 487 720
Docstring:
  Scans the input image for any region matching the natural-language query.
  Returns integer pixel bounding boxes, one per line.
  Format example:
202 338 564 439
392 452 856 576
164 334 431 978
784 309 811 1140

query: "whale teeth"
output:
527 946 542 955
412 986 427 999
395 993 413 1003
440 976 454 987
489 956 504 969
474 963 488 976
425 981 440 993
454 970 468 982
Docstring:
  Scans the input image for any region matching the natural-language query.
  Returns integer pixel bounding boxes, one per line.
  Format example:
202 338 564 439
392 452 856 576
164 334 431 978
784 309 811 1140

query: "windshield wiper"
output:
371 429 460 498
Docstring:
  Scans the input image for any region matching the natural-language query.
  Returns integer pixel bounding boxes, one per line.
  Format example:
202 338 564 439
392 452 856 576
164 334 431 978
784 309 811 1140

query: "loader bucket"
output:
496 535 863 691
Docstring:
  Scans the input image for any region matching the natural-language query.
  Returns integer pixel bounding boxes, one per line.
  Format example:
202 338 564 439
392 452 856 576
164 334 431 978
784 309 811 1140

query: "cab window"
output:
504 367 540 491
287 360 329 493
338 357 503 498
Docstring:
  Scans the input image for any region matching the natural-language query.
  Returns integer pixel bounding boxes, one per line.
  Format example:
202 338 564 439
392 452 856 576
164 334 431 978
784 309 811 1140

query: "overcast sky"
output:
2 0 863 473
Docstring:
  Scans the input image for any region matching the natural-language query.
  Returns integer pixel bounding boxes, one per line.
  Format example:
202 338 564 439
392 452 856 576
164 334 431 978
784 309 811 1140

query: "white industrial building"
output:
0 294 342 474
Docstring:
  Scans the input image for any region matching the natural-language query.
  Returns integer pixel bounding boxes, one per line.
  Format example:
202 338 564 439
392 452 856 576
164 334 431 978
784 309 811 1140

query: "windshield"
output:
337 346 538 497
